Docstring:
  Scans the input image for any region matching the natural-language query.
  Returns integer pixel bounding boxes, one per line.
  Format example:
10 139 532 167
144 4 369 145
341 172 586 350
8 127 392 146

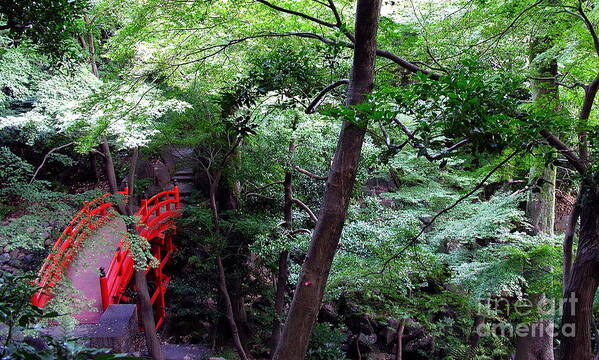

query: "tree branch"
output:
291 198 318 223
375 148 522 274
289 228 312 236
249 181 285 192
539 130 587 174
256 0 337 28
577 4 599 58
173 30 440 79
30 142 75 183
293 165 328 180
305 79 349 113
391 118 469 161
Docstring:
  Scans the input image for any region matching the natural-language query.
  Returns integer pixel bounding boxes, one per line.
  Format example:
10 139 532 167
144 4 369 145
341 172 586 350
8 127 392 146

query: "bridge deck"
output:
65 218 126 323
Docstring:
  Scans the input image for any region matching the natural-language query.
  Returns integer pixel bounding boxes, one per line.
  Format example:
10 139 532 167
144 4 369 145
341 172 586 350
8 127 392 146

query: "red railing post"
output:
99 268 109 311
141 199 149 218
174 186 180 210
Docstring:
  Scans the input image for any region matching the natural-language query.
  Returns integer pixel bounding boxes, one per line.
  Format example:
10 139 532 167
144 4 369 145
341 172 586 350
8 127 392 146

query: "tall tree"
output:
514 34 558 360
272 0 382 358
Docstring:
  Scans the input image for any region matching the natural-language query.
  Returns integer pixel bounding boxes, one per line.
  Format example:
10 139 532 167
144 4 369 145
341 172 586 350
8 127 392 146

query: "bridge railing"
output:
31 189 128 307
99 186 180 322
32 186 180 329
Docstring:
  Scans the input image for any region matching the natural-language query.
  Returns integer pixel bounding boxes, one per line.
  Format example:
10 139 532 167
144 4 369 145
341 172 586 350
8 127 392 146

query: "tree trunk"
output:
272 1 382 358
559 182 599 360
515 35 557 360
526 166 556 236
270 171 293 356
101 138 118 195
395 319 405 360
217 255 250 360
207 168 249 360
134 269 165 360
127 147 164 360
90 152 101 183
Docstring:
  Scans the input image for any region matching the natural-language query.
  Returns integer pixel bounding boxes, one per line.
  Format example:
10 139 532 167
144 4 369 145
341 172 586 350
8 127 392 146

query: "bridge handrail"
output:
98 186 180 309
31 189 128 307
32 185 180 325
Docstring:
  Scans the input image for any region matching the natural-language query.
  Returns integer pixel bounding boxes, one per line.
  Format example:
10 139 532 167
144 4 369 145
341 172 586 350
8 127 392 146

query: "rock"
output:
346 312 375 335
347 332 377 357
418 215 434 233
377 326 397 347
319 303 339 324
367 352 389 360
23 254 33 264
88 304 138 353
0 253 10 264
358 332 377 346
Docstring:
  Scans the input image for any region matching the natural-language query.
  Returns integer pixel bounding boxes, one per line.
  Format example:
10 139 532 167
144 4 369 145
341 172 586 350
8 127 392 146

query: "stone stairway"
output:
169 147 197 206
173 167 195 205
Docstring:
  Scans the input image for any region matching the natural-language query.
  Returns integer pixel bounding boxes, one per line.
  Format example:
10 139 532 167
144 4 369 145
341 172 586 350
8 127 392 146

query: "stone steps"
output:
174 174 194 182
161 344 212 360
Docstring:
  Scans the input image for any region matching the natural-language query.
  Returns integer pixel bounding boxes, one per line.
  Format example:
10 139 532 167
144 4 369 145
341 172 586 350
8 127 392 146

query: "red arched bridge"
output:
31 186 180 329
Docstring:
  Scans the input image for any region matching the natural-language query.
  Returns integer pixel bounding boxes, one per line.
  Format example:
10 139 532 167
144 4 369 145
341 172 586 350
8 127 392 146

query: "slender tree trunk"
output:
90 152 101 183
395 319 405 360
563 193 581 291
126 147 164 360
207 169 250 360
79 20 120 196
217 255 250 360
559 182 599 360
101 137 119 194
270 171 293 356
526 166 556 236
272 1 382 358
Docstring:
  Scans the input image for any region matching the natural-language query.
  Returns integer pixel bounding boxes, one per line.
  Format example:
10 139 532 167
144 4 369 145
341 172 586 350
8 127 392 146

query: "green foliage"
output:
0 0 88 58
0 183 101 251
305 323 348 360
122 217 159 270
0 271 138 359
0 147 33 187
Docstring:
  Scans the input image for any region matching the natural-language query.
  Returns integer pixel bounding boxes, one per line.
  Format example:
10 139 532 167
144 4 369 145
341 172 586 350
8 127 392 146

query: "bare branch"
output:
292 198 318 223
539 130 587 174
256 0 337 28
220 136 243 167
577 4 599 58
249 181 285 192
305 79 349 113
391 118 469 161
30 142 75 183
376 124 410 151
246 192 276 200
293 165 328 180
176 31 440 78
289 228 312 236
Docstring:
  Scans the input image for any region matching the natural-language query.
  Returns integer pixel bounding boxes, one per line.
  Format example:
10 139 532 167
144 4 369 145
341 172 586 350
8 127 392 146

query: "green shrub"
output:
306 323 348 360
